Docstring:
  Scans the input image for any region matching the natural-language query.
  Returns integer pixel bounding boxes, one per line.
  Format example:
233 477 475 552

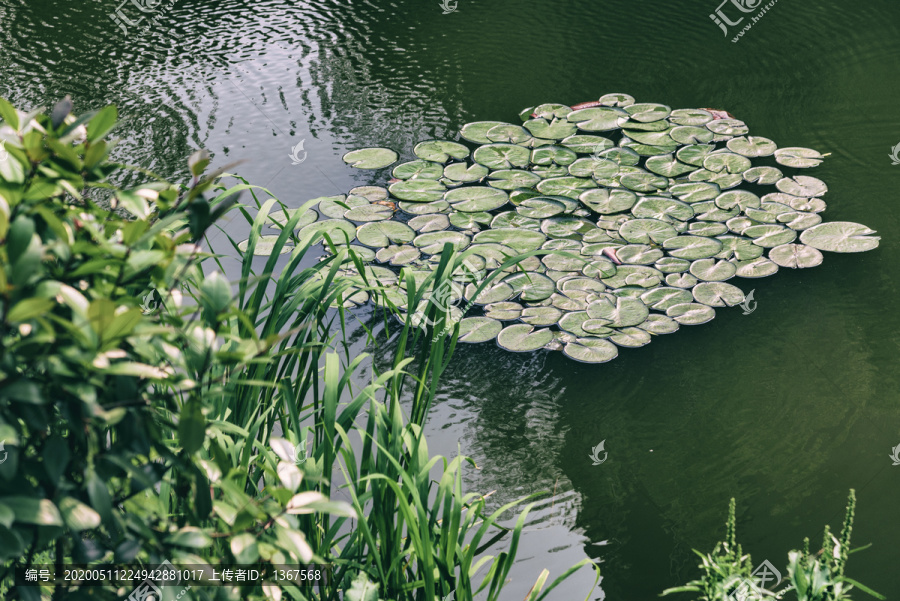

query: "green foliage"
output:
662 491 884 601
0 98 597 600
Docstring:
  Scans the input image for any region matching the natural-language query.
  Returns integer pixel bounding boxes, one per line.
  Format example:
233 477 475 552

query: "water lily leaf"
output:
457 316 503 343
485 301 523 320
237 235 293 256
503 272 556 301
778 211 822 230
558 311 592 336
666 272 699 288
774 147 825 168
742 166 783 185
531 145 578 166
609 327 652 347
409 213 450 232
578 188 636 214
392 160 444 180
581 319 613 335
445 186 509 212
414 140 470 162
705 119 748 136
640 287 693 311
491 211 541 230
583 259 618 279
615 244 664 265
536 176 596 199
624 103 671 123
342 147 398 169
596 146 641 166
765 193 827 213
670 182 720 203
486 124 532 144
299 219 357 245
524 117 578 139
744 201 794 223
532 103 573 119
541 216 596 240
488 169 541 190
632 197 694 221
413 230 471 254
594 93 633 107
350 186 389 201
517 197 566 219
776 175 827 198
319 195 365 218
619 137 679 156
267 207 318 229
799 221 880 252
568 107 627 132
399 200 449 215
356 221 416 247
563 337 619 363
375 244 421 266
625 128 677 146
645 154 697 177
541 252 587 271
443 162 489 183
743 224 797 247
733 257 779 278
691 170 744 190
726 135 777 157
693 201 740 222
460 121 508 144
663 235 723 259
769 243 825 268
497 323 554 352
345 203 394 222
667 302 716 325
472 143 531 169
449 211 492 229
688 222 728 236
670 126 714 145
715 235 765 261
466 281 515 304
676 144 716 166
619 219 677 244
689 258 736 281
389 180 447 202
473 228 546 253
519 305 563 326
637 314 680 334
692 282 745 307
601 265 663 289
715 190 760 211
619 171 669 192
703 152 752 174
668 108 713 126
655 256 691 273
562 134 615 153
348 245 377 262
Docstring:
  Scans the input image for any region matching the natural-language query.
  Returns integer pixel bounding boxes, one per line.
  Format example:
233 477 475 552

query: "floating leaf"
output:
389 180 446 202
609 327 652 347
356 221 416 247
409 213 449 232
743 224 797 247
619 219 677 244
342 147 398 169
669 108 713 126
637 314 680 334
726 136 777 157
670 182 720 203
703 152 752 174
533 103 573 119
563 337 619 363
517 197 566 219
472 143 531 169
298 219 357 245
567 107 626 132
692 282 745 307
776 175 827 198
460 121 508 144
743 166 783 185
399 199 450 215
457 317 503 343
561 134 615 153
733 257 779 278
624 103 671 123
769 243 824 268
444 162 489 183
667 302 716 325
774 147 824 168
349 186 389 201
640 287 693 311
267 207 318 228
237 235 293 256
799 222 880 253
392 160 444 180
676 144 716 167
632 197 694 221
413 231 471 254
619 171 669 192
715 190 760 211
488 169 541 190
487 124 532 144
524 117 578 139
689 258 737 281
375 245 420 266
319 195 365 219
670 126 714 145
706 119 748 136
344 203 394 222
645 154 697 177
414 140 470 162
663 235 723 259
579 188 637 214
445 186 509 212
497 324 554 352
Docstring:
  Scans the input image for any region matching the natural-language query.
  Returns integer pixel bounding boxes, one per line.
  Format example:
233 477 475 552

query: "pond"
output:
3 0 898 597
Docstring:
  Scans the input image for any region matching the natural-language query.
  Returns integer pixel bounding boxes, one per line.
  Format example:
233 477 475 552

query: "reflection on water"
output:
2 0 899 596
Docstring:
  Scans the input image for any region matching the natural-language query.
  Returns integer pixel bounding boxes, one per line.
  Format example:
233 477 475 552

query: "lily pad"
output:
460 121 508 144
389 180 447 202
449 211 493 229
473 228 547 253
399 199 450 215
743 224 797 247
409 213 450 232
624 103 671 123
521 305 564 326
344 203 394 222
375 244 421 266
774 147 825 168
237 235 293 256
676 144 716 166
619 219 678 244
632 197 694 221
637 314 680 334
663 235 723 259
670 182 720 203
563 337 619 363
640 287 693 311
620 172 669 192
524 117 578 139
776 175 827 198
445 186 509 212
668 108 713 126
609 327 652 347
706 119 748 136
414 140 470 162
488 169 542 190
298 219 357 245
486 124 532 144
531 145 578 166
769 243 824 268
562 134 616 153
692 282 745 307
579 188 637 214
645 154 697 177
670 126 714 145
413 230 471 255
742 166 783 185
497 323 554 352
536 176 596 199
518 197 567 219
733 257 779 278
667 302 716 325
568 107 627 132
443 162 489 183
703 152 752 174
350 186 389 201
342 147 399 169
392 160 444 180
726 136 777 157
356 221 416 247
799 222 880 253
267 207 318 229
457 316 503 343
319 195 365 219
503 272 556 301
689 258 737 281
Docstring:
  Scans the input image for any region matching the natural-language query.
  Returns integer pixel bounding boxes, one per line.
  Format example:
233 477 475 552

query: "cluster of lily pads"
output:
250 93 880 363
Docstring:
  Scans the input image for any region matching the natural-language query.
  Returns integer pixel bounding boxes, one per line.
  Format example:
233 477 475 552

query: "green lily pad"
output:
609 327 652 347
688 222 729 237
473 228 547 253
466 281 515 304
715 190 760 211
637 314 680 334
413 230 471 255
669 125 714 145
532 103 573 119
640 287 693 311
375 244 421 266
667 302 716 325
491 211 541 230
619 219 678 244
541 216 597 240
670 182 720 203
319 195 365 218
531 145 578 166
561 135 615 153
655 257 691 273
521 305 564 326
769 243 825 268
542 252 588 272
706 119 748 136
392 160 444 180
568 107 627 132
445 186 509 212
615 244 664 265
409 213 450 232
563 338 619 363
485 301 524 320
666 272 699 288
460 121 508 144
399 199 450 215
578 188 636 214
742 166 783 185
449 211 492 229
298 219 357 245
267 207 318 229
799 222 880 253
624 103 671 123
733 257 779 278
689 258 737 281
776 176 828 198
486 124 532 144
743 224 797 247
778 211 822 230
601 265 663 288
502 272 556 301
497 323 554 352
625 129 677 146
597 146 641 166
517 197 566 219
703 152 752 174
726 136 777 157
414 140 470 162
343 203 394 222
536 176 596 199
524 117 578 139
488 169 542 190
558 311 592 336
663 235 723 259
472 143 531 169
457 316 503 343
444 162 489 183
583 259 618 279
774 147 825 168
389 180 447 202
619 171 669 192
349 186 389 201
715 235 765 261
342 147 398 169
645 154 697 177
692 282 745 307
632 197 694 221
676 144 716 166
668 108 713 126
237 235 293 256
356 221 416 247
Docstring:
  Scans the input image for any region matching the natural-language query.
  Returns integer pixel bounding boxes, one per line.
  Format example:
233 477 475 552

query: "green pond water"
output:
3 0 899 597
